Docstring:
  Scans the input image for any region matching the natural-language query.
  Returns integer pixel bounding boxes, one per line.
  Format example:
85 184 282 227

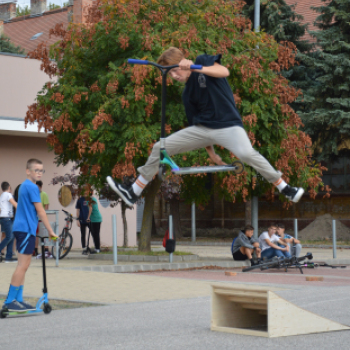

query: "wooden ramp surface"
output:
211 283 350 338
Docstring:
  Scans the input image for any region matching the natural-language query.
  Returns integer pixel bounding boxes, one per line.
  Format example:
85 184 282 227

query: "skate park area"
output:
2 245 350 349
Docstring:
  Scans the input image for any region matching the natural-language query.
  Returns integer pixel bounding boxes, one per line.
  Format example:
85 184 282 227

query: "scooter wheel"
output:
232 160 244 174
43 303 52 314
0 308 8 319
158 166 165 181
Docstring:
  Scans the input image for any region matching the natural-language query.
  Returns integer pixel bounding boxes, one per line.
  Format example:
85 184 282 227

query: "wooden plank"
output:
268 291 350 337
241 303 268 311
214 290 267 299
227 297 267 304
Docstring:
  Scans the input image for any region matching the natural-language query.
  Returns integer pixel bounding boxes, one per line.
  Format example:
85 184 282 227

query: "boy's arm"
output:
179 59 229 78
34 202 58 238
9 198 17 209
205 146 226 165
265 238 288 251
76 209 81 227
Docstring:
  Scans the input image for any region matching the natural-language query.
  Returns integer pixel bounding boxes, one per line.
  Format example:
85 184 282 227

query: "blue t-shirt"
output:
75 197 89 223
278 234 293 247
182 54 243 129
12 179 41 236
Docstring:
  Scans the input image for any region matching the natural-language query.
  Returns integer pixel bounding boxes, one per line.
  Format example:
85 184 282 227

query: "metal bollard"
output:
169 215 173 263
191 202 196 242
294 218 298 240
112 214 118 265
332 219 337 259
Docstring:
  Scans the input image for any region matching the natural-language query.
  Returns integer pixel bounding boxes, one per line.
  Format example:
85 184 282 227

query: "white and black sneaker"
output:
106 176 139 207
281 185 304 203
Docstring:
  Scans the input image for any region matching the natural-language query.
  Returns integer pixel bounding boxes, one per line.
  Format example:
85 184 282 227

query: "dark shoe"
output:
19 301 36 310
5 258 17 263
82 249 88 255
281 185 304 203
107 176 139 207
3 300 27 312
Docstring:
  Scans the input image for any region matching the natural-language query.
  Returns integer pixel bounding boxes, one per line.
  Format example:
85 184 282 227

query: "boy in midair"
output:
107 47 304 206
2 159 57 312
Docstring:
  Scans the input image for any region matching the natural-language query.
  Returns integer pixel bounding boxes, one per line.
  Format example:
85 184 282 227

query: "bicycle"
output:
51 209 74 259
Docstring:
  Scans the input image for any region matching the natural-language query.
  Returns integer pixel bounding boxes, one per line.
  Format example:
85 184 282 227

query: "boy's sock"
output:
273 178 287 192
5 285 20 304
16 285 24 303
132 175 149 196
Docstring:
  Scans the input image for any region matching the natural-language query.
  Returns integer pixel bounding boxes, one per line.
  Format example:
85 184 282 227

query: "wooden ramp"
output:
211 284 350 338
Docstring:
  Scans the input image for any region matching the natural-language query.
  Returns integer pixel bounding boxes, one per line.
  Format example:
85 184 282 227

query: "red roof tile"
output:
3 8 69 53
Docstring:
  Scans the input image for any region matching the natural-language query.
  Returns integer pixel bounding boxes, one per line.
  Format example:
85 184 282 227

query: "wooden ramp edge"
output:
211 284 350 338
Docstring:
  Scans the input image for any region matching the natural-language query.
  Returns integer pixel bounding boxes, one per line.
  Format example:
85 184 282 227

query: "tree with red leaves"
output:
25 0 326 251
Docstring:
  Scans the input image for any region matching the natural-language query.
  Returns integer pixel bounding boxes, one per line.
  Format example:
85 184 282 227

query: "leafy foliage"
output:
16 5 31 17
0 34 25 54
25 0 324 206
293 0 350 161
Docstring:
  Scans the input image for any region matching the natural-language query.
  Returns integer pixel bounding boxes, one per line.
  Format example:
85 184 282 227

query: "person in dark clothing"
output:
231 225 261 266
107 47 305 207
75 196 90 254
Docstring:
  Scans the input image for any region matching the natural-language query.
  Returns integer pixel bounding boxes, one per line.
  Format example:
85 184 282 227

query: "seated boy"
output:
276 223 302 257
231 225 261 266
259 223 291 260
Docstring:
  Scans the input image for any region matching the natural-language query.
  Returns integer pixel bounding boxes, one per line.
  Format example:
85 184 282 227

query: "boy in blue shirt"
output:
107 47 305 207
2 159 57 312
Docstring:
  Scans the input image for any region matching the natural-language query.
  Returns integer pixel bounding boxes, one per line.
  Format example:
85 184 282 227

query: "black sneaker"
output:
106 176 139 207
281 185 304 203
82 249 88 255
5 258 18 263
3 300 27 312
19 301 36 310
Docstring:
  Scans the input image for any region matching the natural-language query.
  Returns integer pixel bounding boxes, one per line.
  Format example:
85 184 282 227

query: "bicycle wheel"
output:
51 229 73 259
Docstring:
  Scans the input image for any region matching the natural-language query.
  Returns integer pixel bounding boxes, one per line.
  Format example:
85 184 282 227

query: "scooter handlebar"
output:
128 59 149 65
128 58 202 70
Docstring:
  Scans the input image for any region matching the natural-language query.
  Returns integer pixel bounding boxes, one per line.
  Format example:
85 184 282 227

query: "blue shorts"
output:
14 231 36 255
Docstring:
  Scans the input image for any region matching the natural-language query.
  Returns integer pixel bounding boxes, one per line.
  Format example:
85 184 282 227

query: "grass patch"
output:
100 250 191 256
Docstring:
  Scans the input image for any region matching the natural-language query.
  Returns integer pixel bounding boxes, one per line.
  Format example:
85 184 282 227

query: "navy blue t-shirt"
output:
182 54 243 129
75 196 89 223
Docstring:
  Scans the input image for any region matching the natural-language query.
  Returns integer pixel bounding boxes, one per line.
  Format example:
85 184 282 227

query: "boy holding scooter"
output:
107 47 304 206
2 159 57 313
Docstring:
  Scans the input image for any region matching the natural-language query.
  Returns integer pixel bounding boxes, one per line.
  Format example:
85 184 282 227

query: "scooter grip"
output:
190 65 202 70
128 59 149 65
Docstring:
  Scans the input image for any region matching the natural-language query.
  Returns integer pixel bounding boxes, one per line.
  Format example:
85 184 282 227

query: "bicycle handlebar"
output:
128 58 202 70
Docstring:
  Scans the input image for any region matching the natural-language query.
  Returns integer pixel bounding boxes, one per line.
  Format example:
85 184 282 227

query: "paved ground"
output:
1 245 350 349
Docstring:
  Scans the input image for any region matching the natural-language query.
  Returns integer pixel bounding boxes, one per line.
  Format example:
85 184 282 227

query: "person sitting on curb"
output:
276 223 302 257
231 225 261 266
259 223 291 260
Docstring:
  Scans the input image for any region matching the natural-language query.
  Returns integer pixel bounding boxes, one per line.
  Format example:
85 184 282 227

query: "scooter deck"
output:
171 164 241 175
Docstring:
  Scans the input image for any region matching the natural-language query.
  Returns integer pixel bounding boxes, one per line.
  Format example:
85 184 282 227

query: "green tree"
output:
25 0 324 251
48 3 61 10
16 5 31 16
0 34 25 54
294 0 350 161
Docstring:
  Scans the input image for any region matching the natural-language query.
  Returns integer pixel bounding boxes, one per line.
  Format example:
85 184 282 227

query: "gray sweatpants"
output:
138 125 281 183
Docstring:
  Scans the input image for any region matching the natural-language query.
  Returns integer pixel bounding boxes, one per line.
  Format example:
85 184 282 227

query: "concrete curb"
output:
87 254 199 262
65 260 250 273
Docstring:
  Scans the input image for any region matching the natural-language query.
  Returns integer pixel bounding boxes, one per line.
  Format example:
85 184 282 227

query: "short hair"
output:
157 47 184 66
269 222 277 228
26 158 42 170
243 225 255 232
36 181 43 187
1 181 10 191
277 223 285 229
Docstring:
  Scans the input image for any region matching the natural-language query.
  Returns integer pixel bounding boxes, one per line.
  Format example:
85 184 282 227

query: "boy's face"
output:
268 226 277 237
276 227 285 238
169 67 191 83
26 163 44 183
245 229 254 238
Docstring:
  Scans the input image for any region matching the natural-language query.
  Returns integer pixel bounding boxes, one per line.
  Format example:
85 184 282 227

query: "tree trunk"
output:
121 201 128 247
139 177 162 252
169 197 182 238
151 214 157 237
245 200 252 226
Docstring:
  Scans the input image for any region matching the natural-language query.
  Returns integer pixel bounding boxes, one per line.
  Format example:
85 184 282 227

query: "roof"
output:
3 7 69 53
285 0 326 42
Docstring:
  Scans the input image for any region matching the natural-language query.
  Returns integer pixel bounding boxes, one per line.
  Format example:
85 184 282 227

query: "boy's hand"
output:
49 230 58 239
179 59 194 70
